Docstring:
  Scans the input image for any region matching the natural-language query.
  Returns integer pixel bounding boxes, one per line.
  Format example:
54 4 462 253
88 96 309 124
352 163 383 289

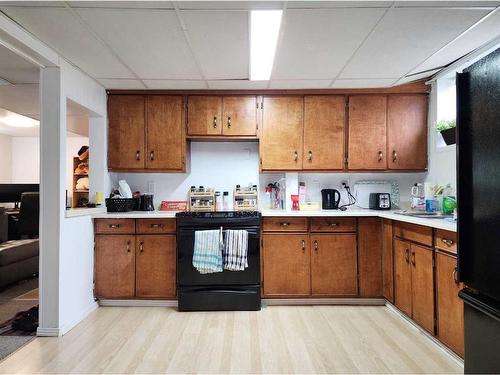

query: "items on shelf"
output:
72 145 90 208
265 179 286 210
233 184 258 211
189 186 215 212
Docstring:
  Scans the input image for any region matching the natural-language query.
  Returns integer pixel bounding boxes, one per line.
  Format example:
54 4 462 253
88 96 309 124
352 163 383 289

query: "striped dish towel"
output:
224 230 249 271
192 229 223 274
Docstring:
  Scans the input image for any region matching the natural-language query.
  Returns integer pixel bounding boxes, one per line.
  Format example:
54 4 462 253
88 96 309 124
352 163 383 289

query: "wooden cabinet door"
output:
187 96 222 135
411 243 435 333
222 96 257 136
358 218 383 297
136 235 176 298
303 95 345 170
382 219 394 303
261 96 304 170
436 252 464 357
108 95 146 170
311 234 357 296
146 96 185 171
95 235 135 298
348 95 387 170
394 238 412 316
262 234 310 296
387 95 428 170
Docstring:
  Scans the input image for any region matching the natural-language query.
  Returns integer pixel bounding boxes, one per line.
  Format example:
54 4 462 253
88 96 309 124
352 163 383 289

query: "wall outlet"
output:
147 181 155 195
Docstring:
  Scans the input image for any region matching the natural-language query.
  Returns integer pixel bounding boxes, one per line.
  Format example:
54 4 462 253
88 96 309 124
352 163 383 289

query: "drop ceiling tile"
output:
268 80 332 89
339 8 489 79
272 8 386 80
396 69 440 85
143 80 207 89
97 79 146 89
181 10 249 80
332 78 397 88
394 1 499 8
68 1 174 8
411 9 500 74
207 80 268 89
75 8 201 80
1 7 134 79
177 2 283 10
288 2 392 9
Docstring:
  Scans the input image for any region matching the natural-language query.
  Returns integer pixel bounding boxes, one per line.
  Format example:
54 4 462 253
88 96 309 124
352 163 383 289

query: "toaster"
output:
369 193 391 210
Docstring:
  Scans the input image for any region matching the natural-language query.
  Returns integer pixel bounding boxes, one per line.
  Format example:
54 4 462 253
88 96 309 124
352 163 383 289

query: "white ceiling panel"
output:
0 84 39 118
268 80 332 89
207 80 268 89
68 1 174 9
339 8 489 79
177 2 283 10
143 80 207 89
394 1 499 7
272 8 386 80
332 78 397 88
75 8 201 80
411 9 500 74
0 45 39 84
396 69 440 85
1 7 134 79
97 79 146 89
287 2 392 9
181 10 249 80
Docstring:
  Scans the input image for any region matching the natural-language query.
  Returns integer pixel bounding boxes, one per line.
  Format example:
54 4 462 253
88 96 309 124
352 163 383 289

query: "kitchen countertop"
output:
91 208 456 232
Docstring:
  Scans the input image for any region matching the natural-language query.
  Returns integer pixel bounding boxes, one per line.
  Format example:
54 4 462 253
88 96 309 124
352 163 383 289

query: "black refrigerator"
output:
457 47 500 374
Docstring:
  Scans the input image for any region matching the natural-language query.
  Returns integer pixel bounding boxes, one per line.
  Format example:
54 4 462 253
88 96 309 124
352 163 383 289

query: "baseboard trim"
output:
385 302 464 367
98 299 178 307
263 298 386 306
36 327 60 337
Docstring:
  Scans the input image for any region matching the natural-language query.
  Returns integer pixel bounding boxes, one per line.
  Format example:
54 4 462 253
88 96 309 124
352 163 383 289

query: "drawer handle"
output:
109 224 121 229
453 267 459 284
441 238 455 247
139 240 144 253
301 240 306 251
150 223 163 228
126 240 131 253
227 116 231 128
405 248 410 263
411 250 416 266
314 240 318 252
328 223 339 227
280 222 291 227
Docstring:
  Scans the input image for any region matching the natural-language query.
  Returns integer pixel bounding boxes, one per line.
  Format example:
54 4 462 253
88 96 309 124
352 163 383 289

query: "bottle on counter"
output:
223 191 230 211
215 191 222 211
299 182 306 204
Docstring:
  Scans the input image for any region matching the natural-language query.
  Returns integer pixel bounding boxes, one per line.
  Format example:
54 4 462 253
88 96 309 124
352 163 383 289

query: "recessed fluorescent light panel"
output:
1 113 39 128
250 10 282 81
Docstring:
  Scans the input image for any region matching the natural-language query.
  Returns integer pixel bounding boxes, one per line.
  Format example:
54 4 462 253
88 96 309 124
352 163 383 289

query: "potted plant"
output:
435 119 456 146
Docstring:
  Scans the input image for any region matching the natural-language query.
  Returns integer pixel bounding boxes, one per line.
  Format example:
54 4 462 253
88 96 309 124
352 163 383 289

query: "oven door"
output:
177 226 260 286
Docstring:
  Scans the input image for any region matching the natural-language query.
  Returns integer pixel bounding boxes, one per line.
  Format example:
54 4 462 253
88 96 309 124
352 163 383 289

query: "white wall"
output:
0 134 12 183
11 137 39 183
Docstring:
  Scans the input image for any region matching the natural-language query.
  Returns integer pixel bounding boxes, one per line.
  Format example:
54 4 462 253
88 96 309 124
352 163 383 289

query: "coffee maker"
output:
140 194 155 211
321 189 341 209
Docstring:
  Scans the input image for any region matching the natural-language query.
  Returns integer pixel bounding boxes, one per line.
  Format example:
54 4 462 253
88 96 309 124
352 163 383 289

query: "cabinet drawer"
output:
95 219 135 234
310 217 357 232
393 221 432 247
435 229 457 254
136 219 176 234
263 217 308 232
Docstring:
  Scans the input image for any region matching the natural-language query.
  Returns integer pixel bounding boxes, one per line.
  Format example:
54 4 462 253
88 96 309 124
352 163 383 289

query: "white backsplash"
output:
112 142 426 209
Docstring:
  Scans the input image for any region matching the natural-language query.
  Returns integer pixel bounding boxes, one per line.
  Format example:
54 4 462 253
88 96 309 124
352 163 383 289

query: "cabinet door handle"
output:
150 223 162 228
301 240 306 251
405 248 410 263
109 224 121 229
213 116 217 128
392 150 397 162
378 151 383 162
227 116 231 128
139 240 144 253
126 240 131 253
314 240 318 252
294 151 298 162
280 222 291 227
411 250 416 266
136 150 140 161
453 267 459 284
308 151 312 162
441 238 455 247
150 150 154 161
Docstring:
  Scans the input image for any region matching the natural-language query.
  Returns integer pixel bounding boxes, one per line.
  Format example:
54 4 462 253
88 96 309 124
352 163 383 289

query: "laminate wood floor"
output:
0 306 463 374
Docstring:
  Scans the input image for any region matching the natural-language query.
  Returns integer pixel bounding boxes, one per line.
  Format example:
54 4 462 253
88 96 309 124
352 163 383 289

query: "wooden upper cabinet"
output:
187 96 223 135
410 243 435 333
303 95 345 170
136 235 176 299
108 95 146 170
222 96 258 136
261 96 304 171
348 95 387 170
146 96 185 170
311 234 357 296
262 233 310 296
394 238 412 317
387 95 428 170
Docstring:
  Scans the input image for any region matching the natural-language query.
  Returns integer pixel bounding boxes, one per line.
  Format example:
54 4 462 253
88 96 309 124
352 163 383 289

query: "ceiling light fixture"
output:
250 10 282 81
1 114 39 128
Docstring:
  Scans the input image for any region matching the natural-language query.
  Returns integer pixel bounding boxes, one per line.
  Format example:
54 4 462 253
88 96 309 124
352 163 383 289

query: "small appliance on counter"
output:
353 181 394 209
321 189 341 209
140 194 155 211
369 193 391 210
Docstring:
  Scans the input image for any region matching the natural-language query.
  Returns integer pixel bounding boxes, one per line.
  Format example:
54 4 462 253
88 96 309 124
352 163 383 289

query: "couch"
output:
0 207 39 290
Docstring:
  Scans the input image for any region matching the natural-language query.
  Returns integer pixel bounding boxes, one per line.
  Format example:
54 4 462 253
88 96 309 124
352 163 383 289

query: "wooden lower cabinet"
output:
411 244 435 333
358 218 383 297
136 235 176 298
311 234 357 296
382 219 394 302
262 233 310 296
394 238 412 316
436 251 464 357
95 235 136 298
